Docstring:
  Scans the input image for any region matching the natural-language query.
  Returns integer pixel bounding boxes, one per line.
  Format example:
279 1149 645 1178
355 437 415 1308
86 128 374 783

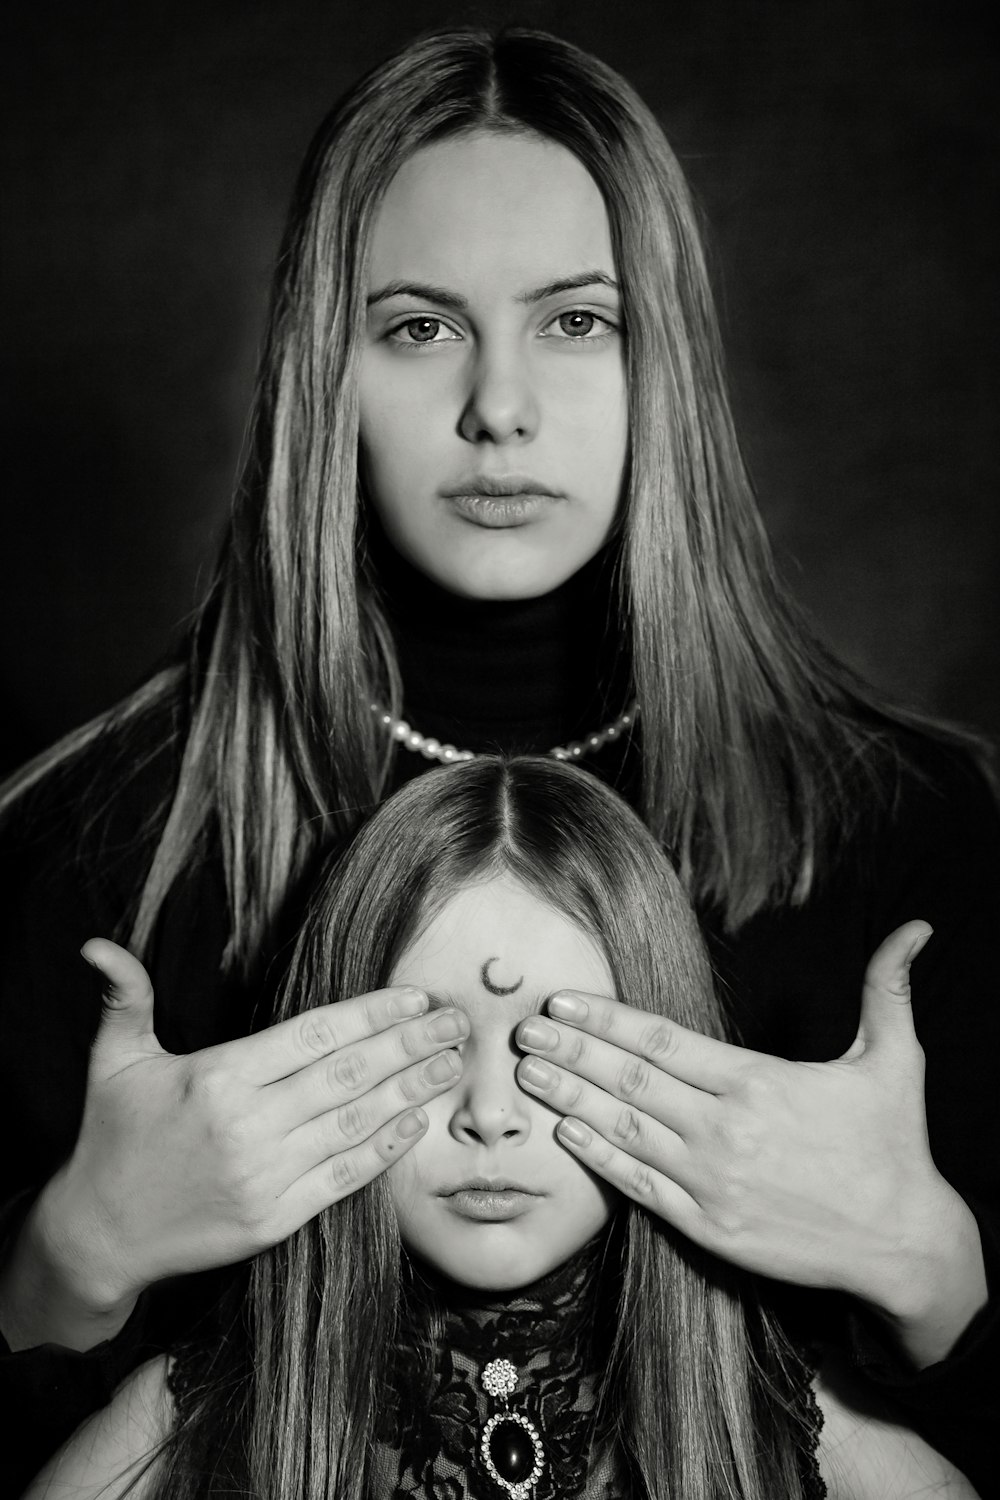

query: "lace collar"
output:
372 1233 624 1499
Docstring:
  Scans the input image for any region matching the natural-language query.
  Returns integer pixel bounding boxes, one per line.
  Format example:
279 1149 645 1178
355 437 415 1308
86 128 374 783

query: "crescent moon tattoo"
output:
480 957 524 996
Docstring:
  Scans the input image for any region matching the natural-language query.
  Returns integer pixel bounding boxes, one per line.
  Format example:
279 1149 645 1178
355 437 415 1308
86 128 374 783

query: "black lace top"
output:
370 1236 620 1499
168 1236 827 1498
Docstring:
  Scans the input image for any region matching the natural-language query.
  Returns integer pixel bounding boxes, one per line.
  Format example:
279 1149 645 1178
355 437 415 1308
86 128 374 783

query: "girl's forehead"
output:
389 874 613 1016
367 132 617 293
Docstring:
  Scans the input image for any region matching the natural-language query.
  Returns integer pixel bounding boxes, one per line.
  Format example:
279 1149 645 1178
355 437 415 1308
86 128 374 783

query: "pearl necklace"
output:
370 700 638 766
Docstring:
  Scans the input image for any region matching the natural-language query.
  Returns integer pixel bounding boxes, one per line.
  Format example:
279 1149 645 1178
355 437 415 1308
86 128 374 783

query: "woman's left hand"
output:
515 920 987 1368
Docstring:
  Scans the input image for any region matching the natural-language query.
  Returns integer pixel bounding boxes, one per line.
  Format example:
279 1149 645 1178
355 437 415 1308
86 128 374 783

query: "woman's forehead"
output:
367 132 617 296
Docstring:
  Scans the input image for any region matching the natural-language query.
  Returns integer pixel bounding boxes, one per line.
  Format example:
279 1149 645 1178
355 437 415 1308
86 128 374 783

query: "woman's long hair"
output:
152 757 812 1500
0 26 962 966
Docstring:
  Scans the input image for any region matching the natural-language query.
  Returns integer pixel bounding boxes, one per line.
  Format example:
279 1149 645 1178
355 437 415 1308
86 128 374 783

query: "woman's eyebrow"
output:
366 270 620 312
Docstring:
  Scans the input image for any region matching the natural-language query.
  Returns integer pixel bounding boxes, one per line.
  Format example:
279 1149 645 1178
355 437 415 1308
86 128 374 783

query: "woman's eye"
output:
387 317 461 347
543 309 617 341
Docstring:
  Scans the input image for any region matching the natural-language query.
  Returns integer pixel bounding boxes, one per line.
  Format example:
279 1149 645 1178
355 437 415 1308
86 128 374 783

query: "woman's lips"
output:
439 476 564 529
445 492 556 528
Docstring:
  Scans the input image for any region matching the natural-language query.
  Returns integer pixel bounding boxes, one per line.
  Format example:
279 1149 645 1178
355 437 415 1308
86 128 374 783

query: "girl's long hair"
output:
0 26 968 967
152 757 812 1500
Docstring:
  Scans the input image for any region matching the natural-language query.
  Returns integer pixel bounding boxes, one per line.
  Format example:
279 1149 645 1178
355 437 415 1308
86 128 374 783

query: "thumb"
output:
82 937 161 1056
848 920 933 1058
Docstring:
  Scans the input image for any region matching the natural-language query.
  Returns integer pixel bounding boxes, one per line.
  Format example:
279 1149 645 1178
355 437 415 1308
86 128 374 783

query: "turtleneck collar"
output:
371 529 632 756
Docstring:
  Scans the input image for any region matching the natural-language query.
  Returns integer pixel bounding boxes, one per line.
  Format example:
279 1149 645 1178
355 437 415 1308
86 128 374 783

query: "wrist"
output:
0 1176 141 1352
859 1178 988 1369
31 1166 143 1314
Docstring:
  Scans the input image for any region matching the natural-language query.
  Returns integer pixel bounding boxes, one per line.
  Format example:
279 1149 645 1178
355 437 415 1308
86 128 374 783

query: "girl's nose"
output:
458 341 539 445
447 1046 533 1147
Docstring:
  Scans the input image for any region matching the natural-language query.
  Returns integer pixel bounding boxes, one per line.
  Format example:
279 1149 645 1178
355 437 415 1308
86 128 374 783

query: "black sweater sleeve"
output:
710 735 1000 1493
847 740 1000 1493
0 733 238 1497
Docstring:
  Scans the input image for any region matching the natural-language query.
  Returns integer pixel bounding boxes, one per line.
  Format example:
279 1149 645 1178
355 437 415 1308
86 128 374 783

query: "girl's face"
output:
386 873 617 1289
359 131 629 600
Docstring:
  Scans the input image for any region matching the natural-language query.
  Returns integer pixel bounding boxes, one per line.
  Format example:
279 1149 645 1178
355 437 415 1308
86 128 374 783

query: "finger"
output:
82 938 161 1054
851 921 932 1056
553 1115 701 1234
222 986 431 1086
517 1010 715 1129
517 1054 692 1178
270 1007 470 1127
280 1107 431 1226
285 1048 464 1169
538 991 755 1094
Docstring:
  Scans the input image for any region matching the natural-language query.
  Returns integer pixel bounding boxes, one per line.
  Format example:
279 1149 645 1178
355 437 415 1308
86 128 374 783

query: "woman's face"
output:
359 131 628 600
386 873 617 1289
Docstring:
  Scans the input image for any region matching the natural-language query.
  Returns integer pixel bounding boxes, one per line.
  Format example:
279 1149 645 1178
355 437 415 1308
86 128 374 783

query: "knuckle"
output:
638 1020 678 1063
329 1152 362 1192
331 1049 370 1093
628 1162 658 1201
396 1071 420 1105
709 1199 746 1241
560 1074 585 1112
616 1058 650 1100
185 1058 230 1107
298 1015 340 1058
718 1115 761 1163
563 1031 587 1067
593 1005 616 1039
739 1067 778 1112
334 1100 370 1144
397 1024 421 1061
215 1109 255 1156
612 1106 643 1147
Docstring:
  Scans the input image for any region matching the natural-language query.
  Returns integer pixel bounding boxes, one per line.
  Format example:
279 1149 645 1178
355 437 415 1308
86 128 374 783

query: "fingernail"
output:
426 1009 469 1043
518 1018 558 1050
423 1051 461 1085
558 1119 591 1148
396 1109 426 1139
906 928 933 965
520 1056 556 1089
548 993 588 1022
389 988 428 1019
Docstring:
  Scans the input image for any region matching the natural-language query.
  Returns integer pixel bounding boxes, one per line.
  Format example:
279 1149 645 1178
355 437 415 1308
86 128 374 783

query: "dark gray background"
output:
2 0 997 775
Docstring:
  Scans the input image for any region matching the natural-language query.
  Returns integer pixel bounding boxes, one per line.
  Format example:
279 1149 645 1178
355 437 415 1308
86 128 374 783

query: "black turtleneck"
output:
371 532 634 764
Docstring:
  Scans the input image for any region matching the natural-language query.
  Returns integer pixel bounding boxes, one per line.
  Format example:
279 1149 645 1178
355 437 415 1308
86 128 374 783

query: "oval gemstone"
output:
489 1419 536 1483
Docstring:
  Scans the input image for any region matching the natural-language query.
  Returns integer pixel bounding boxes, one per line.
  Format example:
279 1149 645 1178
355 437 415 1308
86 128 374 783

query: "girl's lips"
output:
443 1188 539 1221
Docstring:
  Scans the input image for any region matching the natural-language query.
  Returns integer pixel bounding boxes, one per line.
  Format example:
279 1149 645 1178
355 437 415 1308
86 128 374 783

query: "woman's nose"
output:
458 340 539 445
447 1047 533 1147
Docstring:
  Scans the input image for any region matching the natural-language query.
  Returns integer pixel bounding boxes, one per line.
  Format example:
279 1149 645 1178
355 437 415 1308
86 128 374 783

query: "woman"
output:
25 758 978 1498
1 24 996 1494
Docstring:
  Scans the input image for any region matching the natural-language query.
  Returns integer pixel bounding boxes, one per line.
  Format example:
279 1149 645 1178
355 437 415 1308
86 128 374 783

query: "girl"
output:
2 24 996 1493
25 758 977 1498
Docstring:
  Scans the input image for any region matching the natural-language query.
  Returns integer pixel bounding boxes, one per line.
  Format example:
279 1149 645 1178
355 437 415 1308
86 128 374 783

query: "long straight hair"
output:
0 27 959 969
151 757 812 1500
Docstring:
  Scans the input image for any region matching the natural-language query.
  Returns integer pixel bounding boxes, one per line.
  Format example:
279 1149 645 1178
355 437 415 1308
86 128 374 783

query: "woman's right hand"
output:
1 938 466 1351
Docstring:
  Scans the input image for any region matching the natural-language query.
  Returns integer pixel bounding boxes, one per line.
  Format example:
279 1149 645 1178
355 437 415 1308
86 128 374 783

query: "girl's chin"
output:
409 1238 578 1294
